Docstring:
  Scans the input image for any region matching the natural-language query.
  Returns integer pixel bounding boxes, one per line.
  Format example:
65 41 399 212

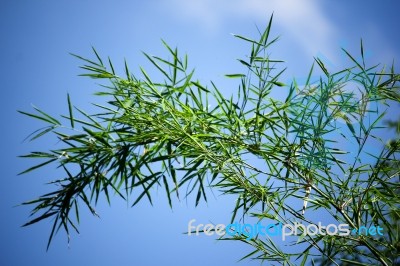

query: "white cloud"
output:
164 0 339 61
239 0 339 60
166 0 223 33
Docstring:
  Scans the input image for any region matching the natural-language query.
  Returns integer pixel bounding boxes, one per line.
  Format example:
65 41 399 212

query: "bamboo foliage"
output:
19 16 400 265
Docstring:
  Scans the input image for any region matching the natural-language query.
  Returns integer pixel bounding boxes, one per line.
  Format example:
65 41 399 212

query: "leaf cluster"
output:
19 15 400 265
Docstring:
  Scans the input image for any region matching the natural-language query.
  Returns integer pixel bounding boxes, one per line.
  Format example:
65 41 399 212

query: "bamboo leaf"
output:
225 74 246 78
22 211 58 227
18 158 58 175
67 93 74 128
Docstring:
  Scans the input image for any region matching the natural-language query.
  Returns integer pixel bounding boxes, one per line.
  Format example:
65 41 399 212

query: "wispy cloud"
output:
165 0 339 61
165 0 224 33
238 0 339 60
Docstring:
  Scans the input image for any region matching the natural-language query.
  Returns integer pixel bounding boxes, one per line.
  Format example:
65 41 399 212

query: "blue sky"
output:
1 1 400 265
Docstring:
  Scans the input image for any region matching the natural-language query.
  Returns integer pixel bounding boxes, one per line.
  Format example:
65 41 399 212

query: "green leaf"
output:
79 72 114 79
238 59 251 68
91 46 104 66
225 74 245 78
340 259 373 266
162 175 172 208
22 211 58 227
314 57 329 76
18 158 58 175
131 176 159 207
18 109 59 126
22 126 56 141
143 52 172 82
191 81 210 92
300 249 309 266
67 93 74 128
272 81 285 87
70 52 103 68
